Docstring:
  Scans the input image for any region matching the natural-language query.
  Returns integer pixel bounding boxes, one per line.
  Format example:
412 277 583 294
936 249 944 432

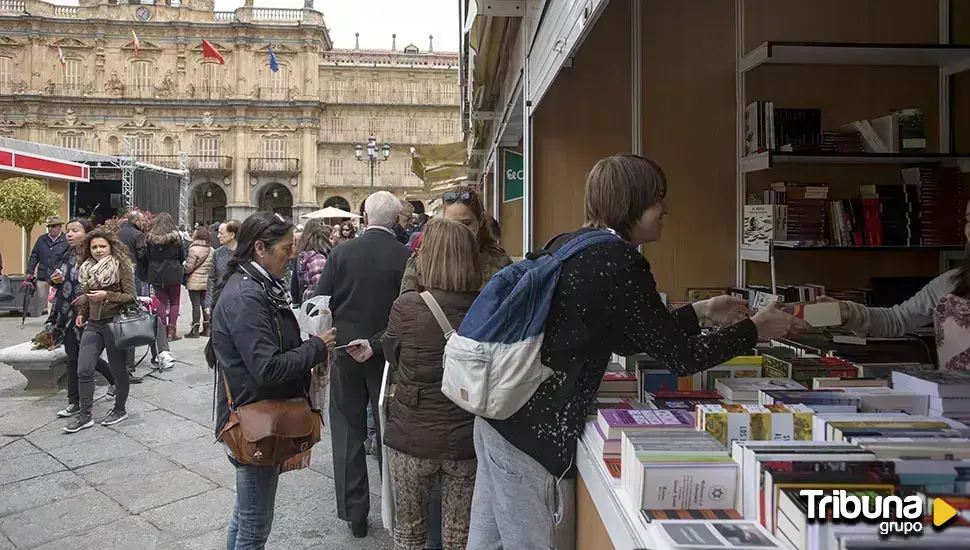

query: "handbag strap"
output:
419 291 455 339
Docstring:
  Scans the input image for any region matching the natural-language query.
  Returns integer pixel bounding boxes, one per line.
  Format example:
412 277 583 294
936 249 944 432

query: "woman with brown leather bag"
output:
209 212 336 549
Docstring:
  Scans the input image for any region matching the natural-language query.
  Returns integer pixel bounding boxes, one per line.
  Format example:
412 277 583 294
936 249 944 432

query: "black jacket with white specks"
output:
485 230 758 478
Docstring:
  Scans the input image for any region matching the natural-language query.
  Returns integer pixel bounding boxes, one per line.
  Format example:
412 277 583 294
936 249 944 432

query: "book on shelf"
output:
646 390 724 410
715 378 806 402
845 388 931 416
640 509 743 522
892 370 970 399
645 519 783 550
599 369 638 397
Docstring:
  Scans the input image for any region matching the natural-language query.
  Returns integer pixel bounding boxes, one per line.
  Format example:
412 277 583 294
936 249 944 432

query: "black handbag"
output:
0 275 12 302
109 299 157 349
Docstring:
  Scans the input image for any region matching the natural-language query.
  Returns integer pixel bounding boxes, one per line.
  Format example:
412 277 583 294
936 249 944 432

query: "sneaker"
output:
159 351 175 371
106 385 116 397
57 403 80 418
63 414 94 433
100 409 129 426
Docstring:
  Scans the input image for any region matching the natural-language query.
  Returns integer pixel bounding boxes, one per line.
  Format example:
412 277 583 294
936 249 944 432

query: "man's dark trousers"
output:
329 355 383 522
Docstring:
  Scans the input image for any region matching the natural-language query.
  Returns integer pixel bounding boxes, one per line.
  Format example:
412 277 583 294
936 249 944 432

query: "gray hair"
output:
364 191 403 228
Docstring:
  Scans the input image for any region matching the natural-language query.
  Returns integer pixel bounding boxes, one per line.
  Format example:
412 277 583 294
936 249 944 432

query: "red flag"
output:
202 40 225 64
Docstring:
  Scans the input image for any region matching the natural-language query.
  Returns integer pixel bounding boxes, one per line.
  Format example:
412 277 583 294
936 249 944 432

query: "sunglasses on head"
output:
443 191 474 204
273 213 286 223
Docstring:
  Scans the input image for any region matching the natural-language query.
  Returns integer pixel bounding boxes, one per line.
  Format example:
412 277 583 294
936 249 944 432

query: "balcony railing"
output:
196 86 225 100
248 157 300 174
214 11 235 21
256 87 293 101
252 8 304 22
53 5 77 17
127 85 156 99
0 0 25 13
320 89 460 106
141 155 234 172
47 84 86 97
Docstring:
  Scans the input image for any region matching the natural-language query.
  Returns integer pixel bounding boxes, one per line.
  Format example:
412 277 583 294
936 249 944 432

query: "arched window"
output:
128 60 154 98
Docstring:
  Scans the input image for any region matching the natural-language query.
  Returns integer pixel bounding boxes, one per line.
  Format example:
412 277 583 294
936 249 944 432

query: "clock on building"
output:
135 7 151 21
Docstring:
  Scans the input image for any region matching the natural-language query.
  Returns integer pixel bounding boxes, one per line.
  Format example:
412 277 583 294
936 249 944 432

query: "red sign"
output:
0 147 89 182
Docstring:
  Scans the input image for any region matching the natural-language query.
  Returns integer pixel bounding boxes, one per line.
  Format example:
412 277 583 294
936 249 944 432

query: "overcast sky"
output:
52 0 460 52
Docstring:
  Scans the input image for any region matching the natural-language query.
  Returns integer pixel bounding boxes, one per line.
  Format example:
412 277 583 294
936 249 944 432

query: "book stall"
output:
576 320 970 550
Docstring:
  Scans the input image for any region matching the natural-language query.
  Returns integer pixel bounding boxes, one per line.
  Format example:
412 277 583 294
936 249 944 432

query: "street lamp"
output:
354 135 391 189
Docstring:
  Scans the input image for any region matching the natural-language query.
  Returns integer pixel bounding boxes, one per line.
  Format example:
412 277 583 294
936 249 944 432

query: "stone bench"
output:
0 342 67 390
0 342 117 391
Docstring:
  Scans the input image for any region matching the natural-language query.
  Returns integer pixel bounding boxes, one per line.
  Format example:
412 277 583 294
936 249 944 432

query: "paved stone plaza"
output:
0 308 390 549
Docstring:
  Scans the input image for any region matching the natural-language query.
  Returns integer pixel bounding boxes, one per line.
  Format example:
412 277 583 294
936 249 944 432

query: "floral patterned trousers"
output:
386 446 476 550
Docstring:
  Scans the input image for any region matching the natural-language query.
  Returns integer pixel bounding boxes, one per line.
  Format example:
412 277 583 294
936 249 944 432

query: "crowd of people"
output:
12 152 968 550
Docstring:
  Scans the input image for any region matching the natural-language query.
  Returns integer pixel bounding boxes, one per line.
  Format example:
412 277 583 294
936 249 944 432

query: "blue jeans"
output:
366 403 376 438
227 461 279 550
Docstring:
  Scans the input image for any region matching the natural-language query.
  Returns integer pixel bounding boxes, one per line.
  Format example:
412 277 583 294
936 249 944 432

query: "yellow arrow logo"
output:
933 498 957 527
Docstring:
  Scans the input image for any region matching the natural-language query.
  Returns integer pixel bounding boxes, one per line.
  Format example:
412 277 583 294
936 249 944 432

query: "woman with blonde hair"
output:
65 228 136 433
383 218 481 550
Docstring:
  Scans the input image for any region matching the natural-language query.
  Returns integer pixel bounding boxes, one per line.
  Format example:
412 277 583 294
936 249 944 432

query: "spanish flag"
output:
130 29 141 58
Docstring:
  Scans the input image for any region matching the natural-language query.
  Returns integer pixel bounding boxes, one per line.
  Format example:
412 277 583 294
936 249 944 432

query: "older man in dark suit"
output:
314 191 411 538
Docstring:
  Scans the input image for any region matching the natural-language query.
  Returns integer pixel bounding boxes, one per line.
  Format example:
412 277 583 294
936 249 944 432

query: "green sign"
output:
502 149 523 202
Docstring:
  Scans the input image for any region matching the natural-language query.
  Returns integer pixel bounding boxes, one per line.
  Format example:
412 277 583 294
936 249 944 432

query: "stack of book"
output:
893 371 970 423
620 428 737 511
646 519 784 550
645 390 724 410
762 354 858 386
696 403 815 447
716 377 805 402
592 408 695 478
758 389 860 414
600 368 639 398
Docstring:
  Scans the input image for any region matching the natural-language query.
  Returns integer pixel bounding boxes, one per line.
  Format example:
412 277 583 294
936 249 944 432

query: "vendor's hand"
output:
751 302 796 340
87 290 107 303
72 295 88 307
345 339 373 363
75 316 86 328
788 316 814 334
49 272 64 285
318 327 337 350
702 295 751 326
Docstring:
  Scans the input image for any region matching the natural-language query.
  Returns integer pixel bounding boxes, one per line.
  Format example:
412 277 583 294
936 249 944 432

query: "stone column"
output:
27 32 42 94
302 39 316 100
297 121 318 207
234 38 248 99
230 113 249 208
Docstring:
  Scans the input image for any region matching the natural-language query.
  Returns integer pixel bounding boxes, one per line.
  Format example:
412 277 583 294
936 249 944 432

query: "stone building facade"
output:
0 0 460 222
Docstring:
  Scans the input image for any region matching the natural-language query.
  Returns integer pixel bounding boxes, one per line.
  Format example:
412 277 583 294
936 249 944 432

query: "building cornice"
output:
0 95 327 110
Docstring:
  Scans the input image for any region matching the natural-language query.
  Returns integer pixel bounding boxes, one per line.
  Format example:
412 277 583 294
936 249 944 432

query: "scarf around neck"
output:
239 261 291 311
78 255 120 292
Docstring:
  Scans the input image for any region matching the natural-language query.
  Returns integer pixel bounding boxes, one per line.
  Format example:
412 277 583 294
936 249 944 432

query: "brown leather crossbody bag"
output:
216 311 322 467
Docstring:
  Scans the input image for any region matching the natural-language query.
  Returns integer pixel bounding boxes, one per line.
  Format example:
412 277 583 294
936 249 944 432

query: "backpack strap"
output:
552 230 621 261
419 291 455 339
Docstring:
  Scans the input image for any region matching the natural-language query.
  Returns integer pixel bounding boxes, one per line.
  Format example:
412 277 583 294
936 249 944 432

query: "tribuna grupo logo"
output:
800 489 960 536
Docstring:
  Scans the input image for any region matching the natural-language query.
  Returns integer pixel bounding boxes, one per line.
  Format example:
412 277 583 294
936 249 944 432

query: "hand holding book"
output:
695 295 751 326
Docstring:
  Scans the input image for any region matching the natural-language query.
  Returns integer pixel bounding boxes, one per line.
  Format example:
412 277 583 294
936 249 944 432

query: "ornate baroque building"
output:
0 0 460 222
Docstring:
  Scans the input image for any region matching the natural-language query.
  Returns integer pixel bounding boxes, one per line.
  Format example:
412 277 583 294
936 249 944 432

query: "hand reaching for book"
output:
751 302 796 339
702 295 751 326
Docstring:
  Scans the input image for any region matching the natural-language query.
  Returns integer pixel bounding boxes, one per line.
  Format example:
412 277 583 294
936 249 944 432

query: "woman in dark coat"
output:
383 218 481 550
140 212 186 341
210 212 335 549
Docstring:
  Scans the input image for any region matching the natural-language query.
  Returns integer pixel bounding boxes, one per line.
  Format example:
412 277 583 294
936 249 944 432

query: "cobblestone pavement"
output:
0 303 391 550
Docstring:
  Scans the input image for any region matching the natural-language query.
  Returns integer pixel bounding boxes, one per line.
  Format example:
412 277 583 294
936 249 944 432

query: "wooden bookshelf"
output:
736 2 969 296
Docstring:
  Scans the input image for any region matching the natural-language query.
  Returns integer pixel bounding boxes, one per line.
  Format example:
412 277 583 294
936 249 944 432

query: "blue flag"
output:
268 46 279 73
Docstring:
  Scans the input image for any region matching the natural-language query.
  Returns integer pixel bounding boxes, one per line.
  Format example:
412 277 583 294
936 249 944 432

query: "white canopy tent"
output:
301 206 362 220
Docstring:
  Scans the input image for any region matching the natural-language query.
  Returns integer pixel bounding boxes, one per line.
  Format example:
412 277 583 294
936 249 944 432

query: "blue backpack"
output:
440 230 621 419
